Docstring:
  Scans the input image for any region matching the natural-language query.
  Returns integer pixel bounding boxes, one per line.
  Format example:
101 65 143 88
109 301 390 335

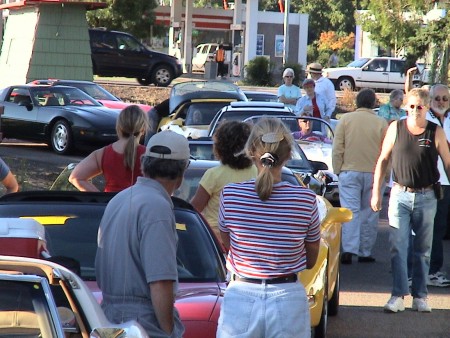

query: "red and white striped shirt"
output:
218 179 321 278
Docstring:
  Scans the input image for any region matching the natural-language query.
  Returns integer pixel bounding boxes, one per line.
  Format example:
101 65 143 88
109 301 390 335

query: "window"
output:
390 60 405 73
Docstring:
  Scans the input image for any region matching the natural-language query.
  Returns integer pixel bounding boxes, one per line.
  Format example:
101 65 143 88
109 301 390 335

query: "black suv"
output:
89 28 183 87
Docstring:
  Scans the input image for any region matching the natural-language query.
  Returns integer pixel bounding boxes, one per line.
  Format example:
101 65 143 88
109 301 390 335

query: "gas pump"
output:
232 51 241 76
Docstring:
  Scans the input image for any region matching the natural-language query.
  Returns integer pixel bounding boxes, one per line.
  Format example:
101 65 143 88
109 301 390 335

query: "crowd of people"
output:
1 61 449 337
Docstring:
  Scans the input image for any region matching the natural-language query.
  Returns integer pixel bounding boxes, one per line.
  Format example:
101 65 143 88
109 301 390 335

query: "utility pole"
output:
282 0 290 66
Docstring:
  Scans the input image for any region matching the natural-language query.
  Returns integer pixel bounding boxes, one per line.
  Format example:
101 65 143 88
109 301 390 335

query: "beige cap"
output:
306 63 323 74
146 131 190 160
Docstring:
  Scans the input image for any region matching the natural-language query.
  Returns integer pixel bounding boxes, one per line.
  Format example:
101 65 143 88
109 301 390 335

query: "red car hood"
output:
86 281 224 338
98 100 152 112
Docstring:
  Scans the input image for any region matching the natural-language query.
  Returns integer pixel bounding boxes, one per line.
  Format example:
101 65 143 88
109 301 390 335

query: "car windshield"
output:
184 102 230 126
347 58 370 68
174 163 301 202
30 87 102 107
0 203 225 283
0 277 59 337
64 83 118 101
171 81 242 97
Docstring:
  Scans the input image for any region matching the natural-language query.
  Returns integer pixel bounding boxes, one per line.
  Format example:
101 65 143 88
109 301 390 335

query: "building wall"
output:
155 5 308 73
0 4 93 87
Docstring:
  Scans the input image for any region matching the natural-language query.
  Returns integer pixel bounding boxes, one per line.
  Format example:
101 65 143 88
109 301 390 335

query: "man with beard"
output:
425 84 450 287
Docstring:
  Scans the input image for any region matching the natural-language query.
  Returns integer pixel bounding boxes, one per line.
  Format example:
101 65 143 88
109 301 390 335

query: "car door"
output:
89 30 121 75
114 33 150 76
360 58 389 89
1 88 40 140
388 59 406 90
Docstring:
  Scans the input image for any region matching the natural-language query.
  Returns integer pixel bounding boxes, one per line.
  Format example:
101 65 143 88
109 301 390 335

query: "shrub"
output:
280 63 304 86
243 56 275 86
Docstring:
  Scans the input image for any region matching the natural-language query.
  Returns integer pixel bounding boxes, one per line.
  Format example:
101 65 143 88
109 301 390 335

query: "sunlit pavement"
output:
328 194 450 337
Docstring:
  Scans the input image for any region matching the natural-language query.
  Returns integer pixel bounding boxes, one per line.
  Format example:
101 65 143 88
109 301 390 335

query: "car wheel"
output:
314 269 328 338
51 120 73 155
137 77 152 86
152 65 174 87
328 271 340 316
337 77 354 91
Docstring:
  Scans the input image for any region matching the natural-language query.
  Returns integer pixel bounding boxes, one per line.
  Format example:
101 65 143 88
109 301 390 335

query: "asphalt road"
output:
327 203 450 338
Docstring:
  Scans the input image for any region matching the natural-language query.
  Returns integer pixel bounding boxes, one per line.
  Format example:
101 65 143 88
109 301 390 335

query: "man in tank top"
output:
371 88 450 314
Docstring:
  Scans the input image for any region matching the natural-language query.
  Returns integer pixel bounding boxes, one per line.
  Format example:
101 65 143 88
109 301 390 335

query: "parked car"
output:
0 192 227 338
244 115 340 205
0 255 149 338
0 85 120 154
323 56 420 91
0 185 351 338
159 81 247 138
207 101 295 137
243 90 278 102
191 43 232 73
187 140 327 196
89 28 183 87
29 79 152 112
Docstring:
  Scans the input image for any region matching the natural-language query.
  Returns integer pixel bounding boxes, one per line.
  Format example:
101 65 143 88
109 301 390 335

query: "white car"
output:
323 57 424 91
192 43 231 73
0 255 148 338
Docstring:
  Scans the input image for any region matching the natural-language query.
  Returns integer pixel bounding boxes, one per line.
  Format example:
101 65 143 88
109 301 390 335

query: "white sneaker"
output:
427 271 450 287
384 296 405 313
412 298 432 312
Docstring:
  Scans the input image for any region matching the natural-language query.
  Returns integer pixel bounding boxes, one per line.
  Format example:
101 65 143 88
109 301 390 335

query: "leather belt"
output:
393 182 433 193
233 274 297 284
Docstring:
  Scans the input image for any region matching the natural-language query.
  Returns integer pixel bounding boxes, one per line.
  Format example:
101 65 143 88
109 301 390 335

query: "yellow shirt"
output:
200 164 257 229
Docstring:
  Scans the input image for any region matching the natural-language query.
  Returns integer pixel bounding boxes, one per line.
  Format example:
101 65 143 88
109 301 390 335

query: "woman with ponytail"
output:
69 105 148 192
217 117 321 338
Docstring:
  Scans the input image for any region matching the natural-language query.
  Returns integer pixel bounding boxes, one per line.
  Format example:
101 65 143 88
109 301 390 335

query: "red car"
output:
0 191 226 338
29 79 152 112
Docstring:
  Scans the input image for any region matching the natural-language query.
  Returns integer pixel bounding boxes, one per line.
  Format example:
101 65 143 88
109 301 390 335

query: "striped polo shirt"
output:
218 179 321 279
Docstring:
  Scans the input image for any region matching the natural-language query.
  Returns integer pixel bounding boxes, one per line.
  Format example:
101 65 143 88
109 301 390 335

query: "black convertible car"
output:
0 85 120 154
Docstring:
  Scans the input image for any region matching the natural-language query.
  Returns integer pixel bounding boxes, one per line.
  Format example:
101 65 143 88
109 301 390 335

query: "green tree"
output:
86 0 157 39
358 1 449 83
290 0 357 43
357 1 433 56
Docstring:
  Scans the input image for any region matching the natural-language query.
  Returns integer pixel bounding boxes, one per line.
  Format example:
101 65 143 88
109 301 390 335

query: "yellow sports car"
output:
158 80 247 138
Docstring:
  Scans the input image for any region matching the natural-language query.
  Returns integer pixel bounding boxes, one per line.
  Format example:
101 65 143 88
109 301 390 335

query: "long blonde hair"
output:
116 105 149 169
245 118 293 201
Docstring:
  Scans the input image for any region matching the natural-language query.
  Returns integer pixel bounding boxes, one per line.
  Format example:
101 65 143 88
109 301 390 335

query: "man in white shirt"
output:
306 63 336 120
425 84 450 288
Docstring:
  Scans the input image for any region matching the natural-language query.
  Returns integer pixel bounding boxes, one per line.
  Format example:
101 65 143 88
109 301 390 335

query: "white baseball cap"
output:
145 131 190 160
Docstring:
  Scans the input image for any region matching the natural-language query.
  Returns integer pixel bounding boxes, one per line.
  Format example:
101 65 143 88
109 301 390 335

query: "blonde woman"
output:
217 118 320 337
69 105 148 192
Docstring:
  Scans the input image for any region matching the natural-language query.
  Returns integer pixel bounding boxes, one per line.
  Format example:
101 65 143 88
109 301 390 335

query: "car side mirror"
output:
310 160 328 174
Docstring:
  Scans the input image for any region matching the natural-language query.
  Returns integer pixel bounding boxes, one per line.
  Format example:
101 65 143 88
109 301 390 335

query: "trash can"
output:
204 61 218 80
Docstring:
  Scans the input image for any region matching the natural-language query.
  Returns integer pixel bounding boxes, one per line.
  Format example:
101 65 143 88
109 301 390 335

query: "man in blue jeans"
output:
371 88 450 313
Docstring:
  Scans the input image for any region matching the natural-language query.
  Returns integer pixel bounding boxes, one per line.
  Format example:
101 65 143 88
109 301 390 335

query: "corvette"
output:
0 85 120 154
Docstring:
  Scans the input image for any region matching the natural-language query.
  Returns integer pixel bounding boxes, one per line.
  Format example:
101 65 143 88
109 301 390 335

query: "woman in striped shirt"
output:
217 118 321 338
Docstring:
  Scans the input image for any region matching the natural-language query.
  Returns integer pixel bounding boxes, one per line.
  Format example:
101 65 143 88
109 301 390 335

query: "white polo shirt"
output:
426 110 450 185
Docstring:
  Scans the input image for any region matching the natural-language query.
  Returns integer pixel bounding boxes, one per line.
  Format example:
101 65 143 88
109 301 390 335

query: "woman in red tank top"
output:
69 105 149 192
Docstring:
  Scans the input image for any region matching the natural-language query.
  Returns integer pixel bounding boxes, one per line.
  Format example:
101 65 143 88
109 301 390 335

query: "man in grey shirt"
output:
96 130 190 338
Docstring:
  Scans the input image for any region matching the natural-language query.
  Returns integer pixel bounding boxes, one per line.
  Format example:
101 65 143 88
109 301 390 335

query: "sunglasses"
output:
434 96 449 102
284 75 293 78
300 120 310 123
409 104 426 110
